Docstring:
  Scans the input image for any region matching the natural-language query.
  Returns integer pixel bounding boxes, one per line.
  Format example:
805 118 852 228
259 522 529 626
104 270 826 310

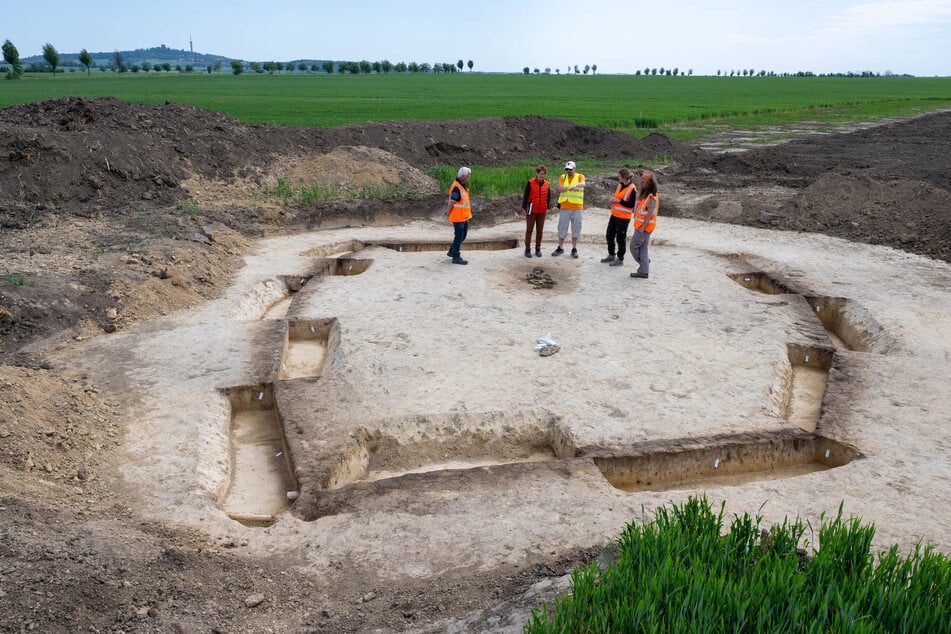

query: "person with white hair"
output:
445 166 472 265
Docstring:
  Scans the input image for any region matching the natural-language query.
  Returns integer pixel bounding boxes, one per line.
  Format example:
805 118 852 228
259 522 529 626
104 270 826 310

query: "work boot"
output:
630 272 648 278
610 258 624 267
524 248 532 258
534 249 542 257
551 246 564 257
600 254 616 263
571 248 578 259
452 257 468 265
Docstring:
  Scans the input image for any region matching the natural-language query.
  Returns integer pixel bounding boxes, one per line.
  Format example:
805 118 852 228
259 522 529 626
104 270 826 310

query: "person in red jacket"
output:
520 164 553 257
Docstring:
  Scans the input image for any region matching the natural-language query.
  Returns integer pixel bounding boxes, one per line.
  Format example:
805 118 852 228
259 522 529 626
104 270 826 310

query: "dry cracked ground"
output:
0 99 949 632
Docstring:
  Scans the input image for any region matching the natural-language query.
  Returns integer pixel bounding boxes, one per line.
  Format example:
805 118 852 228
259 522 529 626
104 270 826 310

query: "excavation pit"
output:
594 433 860 493
219 385 298 526
366 238 519 253
313 257 372 277
804 296 891 353
321 422 576 490
785 344 832 432
729 271 797 294
279 319 338 380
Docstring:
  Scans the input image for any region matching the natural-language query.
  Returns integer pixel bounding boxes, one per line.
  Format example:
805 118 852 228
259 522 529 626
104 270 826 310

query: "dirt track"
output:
0 100 949 632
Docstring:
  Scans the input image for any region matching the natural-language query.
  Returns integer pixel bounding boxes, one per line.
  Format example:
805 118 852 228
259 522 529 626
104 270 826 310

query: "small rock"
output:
105 308 118 320
361 591 377 603
320 609 331 618
245 593 265 608
0 427 10 438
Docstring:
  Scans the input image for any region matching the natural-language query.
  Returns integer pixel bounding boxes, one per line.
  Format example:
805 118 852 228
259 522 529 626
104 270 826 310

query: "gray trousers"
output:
557 209 583 240
629 230 651 274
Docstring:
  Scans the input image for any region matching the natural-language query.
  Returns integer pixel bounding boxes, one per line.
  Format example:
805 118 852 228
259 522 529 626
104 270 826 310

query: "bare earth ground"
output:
0 99 949 632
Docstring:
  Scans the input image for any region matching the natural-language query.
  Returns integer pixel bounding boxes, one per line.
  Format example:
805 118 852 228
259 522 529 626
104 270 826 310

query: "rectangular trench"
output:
594 433 860 493
219 384 298 526
279 319 339 381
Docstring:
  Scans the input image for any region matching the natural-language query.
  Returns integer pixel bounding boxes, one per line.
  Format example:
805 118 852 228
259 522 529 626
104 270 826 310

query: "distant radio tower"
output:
189 35 193 54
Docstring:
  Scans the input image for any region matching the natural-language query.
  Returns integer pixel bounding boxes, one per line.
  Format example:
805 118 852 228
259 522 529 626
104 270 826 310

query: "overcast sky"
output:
5 0 950 76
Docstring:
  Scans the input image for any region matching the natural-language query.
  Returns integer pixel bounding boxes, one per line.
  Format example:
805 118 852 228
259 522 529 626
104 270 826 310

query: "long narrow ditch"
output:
593 432 860 493
804 296 893 353
726 268 893 353
299 431 862 520
219 384 299 526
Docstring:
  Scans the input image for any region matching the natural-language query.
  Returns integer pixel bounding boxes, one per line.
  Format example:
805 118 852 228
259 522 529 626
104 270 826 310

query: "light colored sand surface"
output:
66 207 951 583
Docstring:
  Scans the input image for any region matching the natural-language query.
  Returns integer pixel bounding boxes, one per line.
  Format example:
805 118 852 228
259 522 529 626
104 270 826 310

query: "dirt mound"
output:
665 110 951 262
1 98 691 225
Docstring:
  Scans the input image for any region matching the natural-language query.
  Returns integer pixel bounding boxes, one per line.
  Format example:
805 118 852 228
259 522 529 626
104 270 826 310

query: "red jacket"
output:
521 178 552 215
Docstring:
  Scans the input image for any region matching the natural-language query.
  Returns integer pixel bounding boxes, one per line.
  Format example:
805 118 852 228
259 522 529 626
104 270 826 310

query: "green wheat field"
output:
2 73 949 139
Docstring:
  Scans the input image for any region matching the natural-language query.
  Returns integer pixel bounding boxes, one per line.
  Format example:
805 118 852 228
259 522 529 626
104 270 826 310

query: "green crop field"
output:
1 72 950 139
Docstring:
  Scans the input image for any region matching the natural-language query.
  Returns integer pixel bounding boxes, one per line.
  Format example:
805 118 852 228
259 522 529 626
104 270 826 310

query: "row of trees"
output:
3 39 478 78
231 58 474 75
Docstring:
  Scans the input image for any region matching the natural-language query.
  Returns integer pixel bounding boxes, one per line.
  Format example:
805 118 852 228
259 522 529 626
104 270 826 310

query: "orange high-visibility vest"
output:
633 194 659 232
557 173 584 210
610 182 637 219
526 178 550 215
448 180 471 223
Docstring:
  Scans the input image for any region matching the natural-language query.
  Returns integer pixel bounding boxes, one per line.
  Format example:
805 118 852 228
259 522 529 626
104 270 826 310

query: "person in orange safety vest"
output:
445 166 472 265
629 171 659 279
601 167 638 266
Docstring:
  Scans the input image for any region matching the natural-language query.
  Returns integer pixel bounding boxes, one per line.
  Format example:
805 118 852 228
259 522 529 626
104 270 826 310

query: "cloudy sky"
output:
5 0 950 76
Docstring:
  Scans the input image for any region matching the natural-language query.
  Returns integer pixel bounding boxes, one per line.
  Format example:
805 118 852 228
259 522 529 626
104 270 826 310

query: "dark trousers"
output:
450 220 469 258
524 213 547 250
605 215 630 260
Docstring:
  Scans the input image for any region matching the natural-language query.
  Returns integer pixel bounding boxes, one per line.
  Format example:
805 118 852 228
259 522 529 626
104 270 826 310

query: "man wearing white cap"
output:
552 161 585 258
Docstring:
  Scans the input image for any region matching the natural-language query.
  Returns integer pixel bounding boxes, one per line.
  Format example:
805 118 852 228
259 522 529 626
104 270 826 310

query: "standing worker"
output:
629 171 659 279
521 164 552 258
445 166 472 265
551 161 586 258
601 167 637 266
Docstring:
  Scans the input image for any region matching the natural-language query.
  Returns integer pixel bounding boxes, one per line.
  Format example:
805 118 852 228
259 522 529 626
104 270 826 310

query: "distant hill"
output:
20 44 332 71
21 44 229 70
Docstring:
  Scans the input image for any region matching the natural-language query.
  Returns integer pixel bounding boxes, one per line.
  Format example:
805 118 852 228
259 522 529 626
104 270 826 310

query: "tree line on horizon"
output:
2 39 917 80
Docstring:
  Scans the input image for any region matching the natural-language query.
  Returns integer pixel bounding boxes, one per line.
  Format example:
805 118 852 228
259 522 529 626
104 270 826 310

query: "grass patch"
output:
176 197 201 217
526 496 950 633
2 270 27 287
262 178 416 204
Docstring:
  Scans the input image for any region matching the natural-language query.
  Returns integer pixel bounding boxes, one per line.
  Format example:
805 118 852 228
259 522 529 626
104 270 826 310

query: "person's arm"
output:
546 184 553 210
521 181 531 213
555 174 569 193
445 184 460 216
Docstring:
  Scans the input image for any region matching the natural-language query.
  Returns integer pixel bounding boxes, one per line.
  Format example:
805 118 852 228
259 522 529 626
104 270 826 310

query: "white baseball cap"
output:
565 161 576 170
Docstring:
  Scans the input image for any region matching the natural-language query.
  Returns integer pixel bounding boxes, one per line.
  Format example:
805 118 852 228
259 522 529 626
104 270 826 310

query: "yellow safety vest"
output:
557 173 584 210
